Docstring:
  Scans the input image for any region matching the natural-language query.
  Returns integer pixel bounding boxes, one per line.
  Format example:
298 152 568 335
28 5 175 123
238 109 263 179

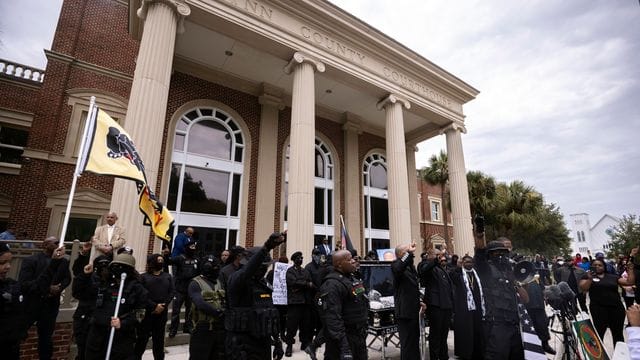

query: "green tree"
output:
466 170 497 233
419 150 449 245
607 214 640 258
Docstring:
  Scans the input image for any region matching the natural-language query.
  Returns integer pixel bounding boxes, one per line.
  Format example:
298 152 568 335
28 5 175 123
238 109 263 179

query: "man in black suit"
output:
419 249 454 360
317 237 332 257
450 255 485 360
391 242 422 360
19 236 71 360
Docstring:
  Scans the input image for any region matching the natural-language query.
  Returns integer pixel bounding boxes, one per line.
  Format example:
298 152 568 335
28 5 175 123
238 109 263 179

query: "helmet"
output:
110 253 136 268
200 255 221 280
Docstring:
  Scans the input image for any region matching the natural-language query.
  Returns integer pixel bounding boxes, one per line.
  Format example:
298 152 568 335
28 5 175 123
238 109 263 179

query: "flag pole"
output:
339 215 346 250
58 96 97 248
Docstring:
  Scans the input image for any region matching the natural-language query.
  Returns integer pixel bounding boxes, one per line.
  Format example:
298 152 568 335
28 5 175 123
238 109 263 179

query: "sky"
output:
1 0 638 230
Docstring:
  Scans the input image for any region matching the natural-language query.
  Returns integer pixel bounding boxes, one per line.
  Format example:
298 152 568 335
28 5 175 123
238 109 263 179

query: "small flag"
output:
82 108 147 183
340 215 355 253
518 303 548 360
138 184 174 241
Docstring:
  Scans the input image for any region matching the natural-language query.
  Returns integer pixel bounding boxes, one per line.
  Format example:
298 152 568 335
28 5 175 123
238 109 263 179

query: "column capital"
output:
440 122 467 135
284 52 325 74
342 112 363 134
137 0 191 34
376 94 410 111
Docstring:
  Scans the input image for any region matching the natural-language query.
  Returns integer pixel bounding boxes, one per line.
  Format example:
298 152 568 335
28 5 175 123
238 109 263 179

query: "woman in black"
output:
579 255 636 344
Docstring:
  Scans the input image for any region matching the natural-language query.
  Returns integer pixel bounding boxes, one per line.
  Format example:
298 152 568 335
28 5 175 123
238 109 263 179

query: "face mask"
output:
312 254 322 265
294 257 303 266
152 261 164 271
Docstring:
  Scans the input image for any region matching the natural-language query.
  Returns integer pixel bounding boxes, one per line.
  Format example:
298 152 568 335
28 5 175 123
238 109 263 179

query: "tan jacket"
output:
90 224 126 260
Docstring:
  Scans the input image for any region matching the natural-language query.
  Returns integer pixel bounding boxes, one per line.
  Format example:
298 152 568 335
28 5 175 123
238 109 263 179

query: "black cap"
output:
486 240 509 252
291 251 303 260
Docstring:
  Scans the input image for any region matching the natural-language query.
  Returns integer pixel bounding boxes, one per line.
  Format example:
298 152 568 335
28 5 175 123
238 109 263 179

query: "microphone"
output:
544 284 563 309
558 282 576 301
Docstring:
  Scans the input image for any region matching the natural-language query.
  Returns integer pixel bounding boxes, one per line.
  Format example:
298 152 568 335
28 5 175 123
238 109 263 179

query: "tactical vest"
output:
320 272 368 328
190 276 225 330
483 264 519 323
225 279 280 338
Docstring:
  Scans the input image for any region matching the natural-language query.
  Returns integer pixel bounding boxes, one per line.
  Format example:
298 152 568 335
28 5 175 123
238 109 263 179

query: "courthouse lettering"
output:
383 67 453 109
221 0 273 21
301 26 365 64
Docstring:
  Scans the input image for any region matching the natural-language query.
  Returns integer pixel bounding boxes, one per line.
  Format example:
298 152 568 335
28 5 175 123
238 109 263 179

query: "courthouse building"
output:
0 0 479 268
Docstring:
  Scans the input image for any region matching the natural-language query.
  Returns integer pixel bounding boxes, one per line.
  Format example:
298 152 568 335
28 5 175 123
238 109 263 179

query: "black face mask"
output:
293 257 303 266
152 261 164 272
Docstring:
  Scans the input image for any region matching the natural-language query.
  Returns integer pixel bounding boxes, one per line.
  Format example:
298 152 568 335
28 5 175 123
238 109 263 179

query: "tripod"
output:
548 306 582 360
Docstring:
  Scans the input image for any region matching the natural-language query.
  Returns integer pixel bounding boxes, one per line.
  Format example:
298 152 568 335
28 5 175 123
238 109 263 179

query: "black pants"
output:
84 324 135 360
170 291 192 333
189 323 225 360
397 317 420 360
427 306 452 360
285 304 311 347
275 304 288 340
590 304 625 345
484 321 524 360
527 308 550 342
26 300 59 360
577 293 588 313
134 311 168 359
226 332 271 360
324 327 367 360
73 314 91 360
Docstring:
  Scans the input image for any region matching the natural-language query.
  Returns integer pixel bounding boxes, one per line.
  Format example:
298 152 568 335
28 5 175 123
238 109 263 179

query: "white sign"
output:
272 262 291 305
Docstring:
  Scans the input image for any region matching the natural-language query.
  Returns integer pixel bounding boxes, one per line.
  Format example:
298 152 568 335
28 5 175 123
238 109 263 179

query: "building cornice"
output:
45 50 133 83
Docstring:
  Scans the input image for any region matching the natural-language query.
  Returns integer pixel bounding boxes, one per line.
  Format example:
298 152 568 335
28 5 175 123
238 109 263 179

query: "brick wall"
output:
416 177 454 252
20 321 73 360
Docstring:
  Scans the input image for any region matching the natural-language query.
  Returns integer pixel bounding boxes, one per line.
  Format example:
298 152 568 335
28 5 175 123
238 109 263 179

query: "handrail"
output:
0 58 45 83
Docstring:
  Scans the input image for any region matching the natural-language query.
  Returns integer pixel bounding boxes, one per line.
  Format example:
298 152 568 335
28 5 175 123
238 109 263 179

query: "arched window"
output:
167 107 244 256
363 153 389 252
284 137 335 248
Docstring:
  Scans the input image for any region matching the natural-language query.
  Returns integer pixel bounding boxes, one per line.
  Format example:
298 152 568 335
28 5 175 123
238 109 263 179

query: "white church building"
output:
570 213 621 256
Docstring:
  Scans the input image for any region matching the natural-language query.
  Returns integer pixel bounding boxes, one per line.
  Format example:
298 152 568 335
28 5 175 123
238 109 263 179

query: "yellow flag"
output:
83 109 146 183
138 184 174 241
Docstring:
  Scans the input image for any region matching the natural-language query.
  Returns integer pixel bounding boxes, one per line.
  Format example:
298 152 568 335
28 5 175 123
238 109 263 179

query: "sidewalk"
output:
143 321 620 359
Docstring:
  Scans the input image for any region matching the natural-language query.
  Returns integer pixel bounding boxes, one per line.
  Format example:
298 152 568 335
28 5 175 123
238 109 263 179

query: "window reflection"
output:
180 166 229 215
187 120 231 159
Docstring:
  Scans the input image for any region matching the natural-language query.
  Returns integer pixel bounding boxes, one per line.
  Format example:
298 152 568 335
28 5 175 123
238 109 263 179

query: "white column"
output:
342 114 362 253
110 0 190 270
376 94 412 249
443 123 474 256
254 84 284 244
406 145 422 253
283 52 324 260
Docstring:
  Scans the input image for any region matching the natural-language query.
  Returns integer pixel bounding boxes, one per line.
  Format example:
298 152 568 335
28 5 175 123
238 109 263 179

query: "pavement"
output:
143 311 622 359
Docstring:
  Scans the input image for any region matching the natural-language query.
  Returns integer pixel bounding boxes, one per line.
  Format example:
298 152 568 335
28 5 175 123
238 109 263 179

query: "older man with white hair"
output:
91 212 126 261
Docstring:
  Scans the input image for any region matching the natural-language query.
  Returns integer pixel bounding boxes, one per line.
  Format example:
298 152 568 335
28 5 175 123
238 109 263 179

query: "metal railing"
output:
0 58 45 83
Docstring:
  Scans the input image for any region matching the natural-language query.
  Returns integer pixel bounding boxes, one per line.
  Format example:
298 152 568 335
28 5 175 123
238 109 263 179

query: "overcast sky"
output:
1 0 638 229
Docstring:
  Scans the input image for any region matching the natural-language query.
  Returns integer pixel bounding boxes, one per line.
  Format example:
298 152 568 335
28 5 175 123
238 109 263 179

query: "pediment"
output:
46 188 111 209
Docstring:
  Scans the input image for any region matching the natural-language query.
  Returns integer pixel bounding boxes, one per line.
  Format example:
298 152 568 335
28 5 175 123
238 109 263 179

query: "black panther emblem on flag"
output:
105 126 146 175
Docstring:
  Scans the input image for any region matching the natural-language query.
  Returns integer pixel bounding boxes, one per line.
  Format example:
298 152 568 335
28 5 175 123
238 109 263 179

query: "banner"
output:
82 108 147 183
272 262 291 305
138 184 174 241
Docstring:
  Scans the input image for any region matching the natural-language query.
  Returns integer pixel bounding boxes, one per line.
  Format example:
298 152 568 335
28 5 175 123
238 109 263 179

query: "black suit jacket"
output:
19 252 71 307
419 258 454 309
391 253 420 319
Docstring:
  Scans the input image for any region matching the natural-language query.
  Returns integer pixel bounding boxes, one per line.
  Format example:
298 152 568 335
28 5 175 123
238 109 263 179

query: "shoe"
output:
303 344 317 360
285 344 292 357
168 329 177 338
542 341 556 355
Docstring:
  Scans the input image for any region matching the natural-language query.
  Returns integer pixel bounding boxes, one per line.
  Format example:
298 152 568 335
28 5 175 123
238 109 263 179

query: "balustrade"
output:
0 58 45 82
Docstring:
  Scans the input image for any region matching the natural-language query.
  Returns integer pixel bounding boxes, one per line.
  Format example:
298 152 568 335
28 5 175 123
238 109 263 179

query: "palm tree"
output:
494 180 544 240
420 150 450 246
466 170 497 236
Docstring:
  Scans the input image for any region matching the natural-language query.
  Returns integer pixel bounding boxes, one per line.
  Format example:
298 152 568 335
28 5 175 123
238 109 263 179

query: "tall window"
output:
430 199 442 222
363 153 389 251
168 107 244 254
284 138 335 248
0 124 28 165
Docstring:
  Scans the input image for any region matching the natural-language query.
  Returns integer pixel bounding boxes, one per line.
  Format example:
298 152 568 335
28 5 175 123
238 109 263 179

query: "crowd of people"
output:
2 214 640 360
